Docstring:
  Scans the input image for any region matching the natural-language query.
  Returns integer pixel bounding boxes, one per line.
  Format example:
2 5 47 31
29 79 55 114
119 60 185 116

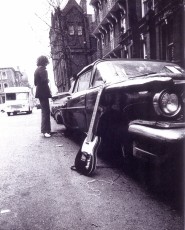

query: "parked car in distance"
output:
50 82 75 124
59 59 185 172
0 103 5 113
4 87 34 115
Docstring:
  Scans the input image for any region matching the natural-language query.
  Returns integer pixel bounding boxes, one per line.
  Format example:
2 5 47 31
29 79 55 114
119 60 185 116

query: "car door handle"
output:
80 96 85 100
67 96 72 100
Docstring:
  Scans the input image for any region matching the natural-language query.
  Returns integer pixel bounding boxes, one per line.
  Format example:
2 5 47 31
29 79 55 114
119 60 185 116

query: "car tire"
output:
114 140 133 170
7 112 11 116
27 108 32 114
63 127 73 137
54 112 63 124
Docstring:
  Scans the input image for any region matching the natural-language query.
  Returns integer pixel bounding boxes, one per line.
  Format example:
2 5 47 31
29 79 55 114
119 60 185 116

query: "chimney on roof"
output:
80 0 87 14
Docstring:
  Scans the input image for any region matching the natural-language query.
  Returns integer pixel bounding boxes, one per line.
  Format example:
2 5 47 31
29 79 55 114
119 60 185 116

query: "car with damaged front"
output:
50 81 75 124
59 59 185 174
50 92 71 124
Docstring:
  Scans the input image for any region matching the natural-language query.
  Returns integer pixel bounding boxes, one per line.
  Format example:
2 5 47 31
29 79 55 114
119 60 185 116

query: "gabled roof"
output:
61 0 83 15
4 87 31 93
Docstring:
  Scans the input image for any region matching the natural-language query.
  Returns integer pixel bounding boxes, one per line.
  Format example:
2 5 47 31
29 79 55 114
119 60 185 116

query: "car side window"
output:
92 69 104 87
73 71 91 93
76 71 91 92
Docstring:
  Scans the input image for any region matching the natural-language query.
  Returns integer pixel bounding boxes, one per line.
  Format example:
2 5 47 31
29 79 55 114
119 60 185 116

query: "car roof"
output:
4 87 31 93
77 58 178 77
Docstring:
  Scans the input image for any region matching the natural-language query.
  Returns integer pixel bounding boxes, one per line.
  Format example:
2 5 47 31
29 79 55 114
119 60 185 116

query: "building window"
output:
101 33 105 47
77 26 83 35
2 96 5 103
97 1 103 11
2 71 7 80
140 34 147 59
110 27 114 49
141 0 154 17
120 16 126 34
68 25 75 35
4 83 8 88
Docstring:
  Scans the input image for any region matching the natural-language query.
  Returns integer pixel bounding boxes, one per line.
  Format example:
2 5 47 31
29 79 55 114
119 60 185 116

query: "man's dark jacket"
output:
34 66 52 99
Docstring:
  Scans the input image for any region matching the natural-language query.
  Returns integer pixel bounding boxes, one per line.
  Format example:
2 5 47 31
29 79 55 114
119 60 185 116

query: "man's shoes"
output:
44 133 51 138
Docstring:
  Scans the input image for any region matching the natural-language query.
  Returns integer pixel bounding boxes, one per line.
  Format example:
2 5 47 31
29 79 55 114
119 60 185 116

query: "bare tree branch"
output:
34 13 51 28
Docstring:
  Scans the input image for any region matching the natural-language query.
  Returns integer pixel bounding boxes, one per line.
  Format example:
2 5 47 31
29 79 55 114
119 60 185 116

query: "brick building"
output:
50 0 96 92
138 0 184 67
90 0 184 67
50 0 184 92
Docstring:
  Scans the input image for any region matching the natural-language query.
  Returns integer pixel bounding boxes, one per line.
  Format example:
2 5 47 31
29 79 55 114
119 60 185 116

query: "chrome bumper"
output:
128 123 185 162
129 124 185 143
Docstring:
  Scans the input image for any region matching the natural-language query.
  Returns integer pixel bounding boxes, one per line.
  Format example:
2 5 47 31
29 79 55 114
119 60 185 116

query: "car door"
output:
62 70 92 132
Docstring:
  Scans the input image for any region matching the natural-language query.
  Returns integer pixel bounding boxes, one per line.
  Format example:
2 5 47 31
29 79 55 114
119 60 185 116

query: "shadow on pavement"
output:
58 128 183 214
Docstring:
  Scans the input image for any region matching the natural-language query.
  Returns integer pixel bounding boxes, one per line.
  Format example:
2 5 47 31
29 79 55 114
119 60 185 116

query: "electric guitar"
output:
72 86 104 176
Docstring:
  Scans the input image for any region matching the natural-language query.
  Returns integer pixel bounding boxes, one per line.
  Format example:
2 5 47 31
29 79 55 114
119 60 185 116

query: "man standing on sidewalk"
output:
34 55 52 138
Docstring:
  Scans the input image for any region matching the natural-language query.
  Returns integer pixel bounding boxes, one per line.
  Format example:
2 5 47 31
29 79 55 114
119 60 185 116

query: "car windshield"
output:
97 60 185 83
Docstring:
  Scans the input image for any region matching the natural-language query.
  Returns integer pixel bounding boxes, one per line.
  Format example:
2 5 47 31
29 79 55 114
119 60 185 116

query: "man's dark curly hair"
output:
36 55 49 66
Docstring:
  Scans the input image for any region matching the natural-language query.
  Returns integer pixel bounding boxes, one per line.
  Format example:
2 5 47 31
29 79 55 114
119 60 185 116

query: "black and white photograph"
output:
0 0 184 229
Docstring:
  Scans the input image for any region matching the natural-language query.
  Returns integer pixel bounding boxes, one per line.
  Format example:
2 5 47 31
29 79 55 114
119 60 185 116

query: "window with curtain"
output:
68 25 75 35
77 26 83 35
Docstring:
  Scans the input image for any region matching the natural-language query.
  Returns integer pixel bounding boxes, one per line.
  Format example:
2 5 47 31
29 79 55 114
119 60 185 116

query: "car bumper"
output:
128 122 185 163
6 107 30 113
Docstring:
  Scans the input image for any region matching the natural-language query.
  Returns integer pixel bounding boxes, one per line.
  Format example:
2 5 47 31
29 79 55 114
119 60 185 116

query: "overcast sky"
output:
0 0 93 93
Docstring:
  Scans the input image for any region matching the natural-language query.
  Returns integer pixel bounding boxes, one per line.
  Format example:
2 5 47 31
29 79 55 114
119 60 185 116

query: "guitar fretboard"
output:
86 86 104 143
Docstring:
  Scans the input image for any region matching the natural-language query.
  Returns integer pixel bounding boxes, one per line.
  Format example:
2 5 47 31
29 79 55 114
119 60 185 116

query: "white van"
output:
4 87 34 116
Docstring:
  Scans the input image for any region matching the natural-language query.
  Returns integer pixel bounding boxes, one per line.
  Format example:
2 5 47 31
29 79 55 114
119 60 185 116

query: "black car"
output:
50 92 71 124
59 59 185 171
50 82 75 124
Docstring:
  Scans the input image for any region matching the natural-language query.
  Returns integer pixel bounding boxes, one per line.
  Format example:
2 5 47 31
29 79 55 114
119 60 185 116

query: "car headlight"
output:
153 90 181 117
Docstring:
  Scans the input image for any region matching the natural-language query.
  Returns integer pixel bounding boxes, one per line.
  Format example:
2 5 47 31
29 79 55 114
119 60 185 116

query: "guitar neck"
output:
86 87 103 142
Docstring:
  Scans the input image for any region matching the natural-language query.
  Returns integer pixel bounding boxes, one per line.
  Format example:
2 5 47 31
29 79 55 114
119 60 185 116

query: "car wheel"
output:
7 112 11 116
118 141 133 168
63 127 73 137
27 108 32 114
54 112 63 124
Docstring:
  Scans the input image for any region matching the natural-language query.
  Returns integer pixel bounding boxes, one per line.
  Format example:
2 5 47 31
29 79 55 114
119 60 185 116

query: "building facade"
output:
138 0 183 66
50 0 96 92
50 0 184 92
0 68 17 104
0 67 29 104
90 0 184 67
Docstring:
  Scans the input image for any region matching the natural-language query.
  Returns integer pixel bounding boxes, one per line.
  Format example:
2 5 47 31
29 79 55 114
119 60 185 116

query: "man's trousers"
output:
39 98 51 134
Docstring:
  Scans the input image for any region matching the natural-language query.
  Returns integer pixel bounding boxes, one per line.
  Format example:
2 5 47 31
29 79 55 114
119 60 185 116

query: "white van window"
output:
6 93 16 100
6 92 28 100
17 92 28 100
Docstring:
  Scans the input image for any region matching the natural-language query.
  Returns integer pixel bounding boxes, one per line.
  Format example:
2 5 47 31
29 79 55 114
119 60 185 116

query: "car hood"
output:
105 75 174 92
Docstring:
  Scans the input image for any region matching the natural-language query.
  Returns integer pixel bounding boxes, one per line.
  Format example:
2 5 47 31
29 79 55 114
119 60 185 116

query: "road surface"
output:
0 108 183 230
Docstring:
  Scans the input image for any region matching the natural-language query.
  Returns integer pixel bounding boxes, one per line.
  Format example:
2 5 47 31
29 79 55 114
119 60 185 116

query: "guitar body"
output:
74 136 101 176
72 86 104 176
